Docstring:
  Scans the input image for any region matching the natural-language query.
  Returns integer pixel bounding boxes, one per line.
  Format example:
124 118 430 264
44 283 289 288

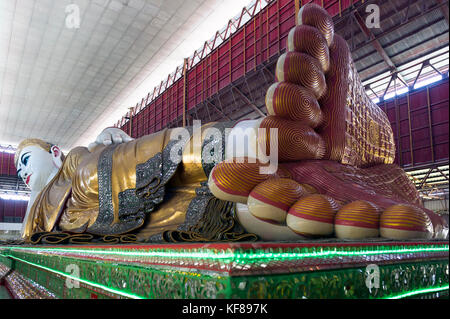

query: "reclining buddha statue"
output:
15 4 448 244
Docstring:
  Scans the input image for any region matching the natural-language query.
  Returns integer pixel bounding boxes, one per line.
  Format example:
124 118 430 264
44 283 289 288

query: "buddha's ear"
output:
50 145 63 168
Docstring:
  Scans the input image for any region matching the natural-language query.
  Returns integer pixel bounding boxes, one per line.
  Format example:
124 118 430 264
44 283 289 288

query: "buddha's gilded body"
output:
15 4 448 243
18 125 227 241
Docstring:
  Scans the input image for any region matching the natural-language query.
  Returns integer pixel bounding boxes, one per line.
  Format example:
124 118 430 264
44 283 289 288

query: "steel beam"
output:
353 11 408 87
205 100 232 121
436 167 450 181
351 1 448 64
437 0 449 25
232 86 266 117
419 168 434 190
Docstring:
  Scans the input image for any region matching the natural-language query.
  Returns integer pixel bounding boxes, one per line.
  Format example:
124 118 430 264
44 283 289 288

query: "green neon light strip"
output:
5 254 448 299
2 245 448 262
5 255 144 299
384 285 449 299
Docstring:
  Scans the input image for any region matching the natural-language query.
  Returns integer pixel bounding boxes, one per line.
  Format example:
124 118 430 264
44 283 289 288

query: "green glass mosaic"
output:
1 243 448 263
1 244 448 299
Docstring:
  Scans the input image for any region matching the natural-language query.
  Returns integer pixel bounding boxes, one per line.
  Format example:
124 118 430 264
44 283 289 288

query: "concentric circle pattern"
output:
259 116 326 161
335 200 380 229
286 194 339 236
287 24 330 73
276 52 327 99
211 2 447 242
288 194 339 224
298 3 335 47
266 82 323 127
381 204 433 234
249 178 306 212
248 178 308 225
209 160 270 198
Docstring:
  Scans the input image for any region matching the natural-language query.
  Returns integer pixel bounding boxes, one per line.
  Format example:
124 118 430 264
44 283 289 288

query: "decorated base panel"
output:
0 241 448 299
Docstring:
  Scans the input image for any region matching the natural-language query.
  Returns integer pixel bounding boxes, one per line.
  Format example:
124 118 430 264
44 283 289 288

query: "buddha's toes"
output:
261 3 395 167
209 159 447 240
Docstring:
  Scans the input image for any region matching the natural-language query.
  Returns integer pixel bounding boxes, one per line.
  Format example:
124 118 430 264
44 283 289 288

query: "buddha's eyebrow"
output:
20 151 30 163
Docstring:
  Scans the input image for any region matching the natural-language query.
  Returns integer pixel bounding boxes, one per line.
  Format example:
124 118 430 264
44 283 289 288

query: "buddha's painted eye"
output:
22 155 30 166
20 152 31 168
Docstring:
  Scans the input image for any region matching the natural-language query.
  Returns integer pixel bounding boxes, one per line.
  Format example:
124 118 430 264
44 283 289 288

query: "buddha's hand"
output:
88 127 134 151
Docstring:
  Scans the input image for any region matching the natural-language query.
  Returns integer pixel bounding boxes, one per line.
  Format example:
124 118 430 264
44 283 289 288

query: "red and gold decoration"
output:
213 3 447 242
276 52 327 99
265 82 323 127
380 204 434 240
286 194 339 237
335 200 381 239
287 25 330 72
208 160 272 204
298 3 335 47
247 178 308 224
258 116 326 161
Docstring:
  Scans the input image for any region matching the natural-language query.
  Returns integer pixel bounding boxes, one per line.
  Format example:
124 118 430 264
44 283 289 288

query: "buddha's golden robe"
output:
22 127 214 241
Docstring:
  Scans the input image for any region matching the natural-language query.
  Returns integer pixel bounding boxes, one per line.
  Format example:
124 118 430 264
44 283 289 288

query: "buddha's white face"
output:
16 145 63 191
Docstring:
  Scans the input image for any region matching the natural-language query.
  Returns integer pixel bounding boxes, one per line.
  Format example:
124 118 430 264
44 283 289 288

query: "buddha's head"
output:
15 139 65 191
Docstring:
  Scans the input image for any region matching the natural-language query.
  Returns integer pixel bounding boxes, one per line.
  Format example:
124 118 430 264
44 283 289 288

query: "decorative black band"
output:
30 232 95 245
88 139 181 236
152 181 258 243
28 232 139 245
88 144 145 235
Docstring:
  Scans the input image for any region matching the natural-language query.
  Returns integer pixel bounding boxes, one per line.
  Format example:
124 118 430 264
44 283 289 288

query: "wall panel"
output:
383 79 449 168
0 153 16 176
0 198 27 223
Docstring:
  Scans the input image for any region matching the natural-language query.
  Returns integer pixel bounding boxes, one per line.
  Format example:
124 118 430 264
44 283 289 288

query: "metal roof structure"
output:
406 164 449 199
0 0 253 150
